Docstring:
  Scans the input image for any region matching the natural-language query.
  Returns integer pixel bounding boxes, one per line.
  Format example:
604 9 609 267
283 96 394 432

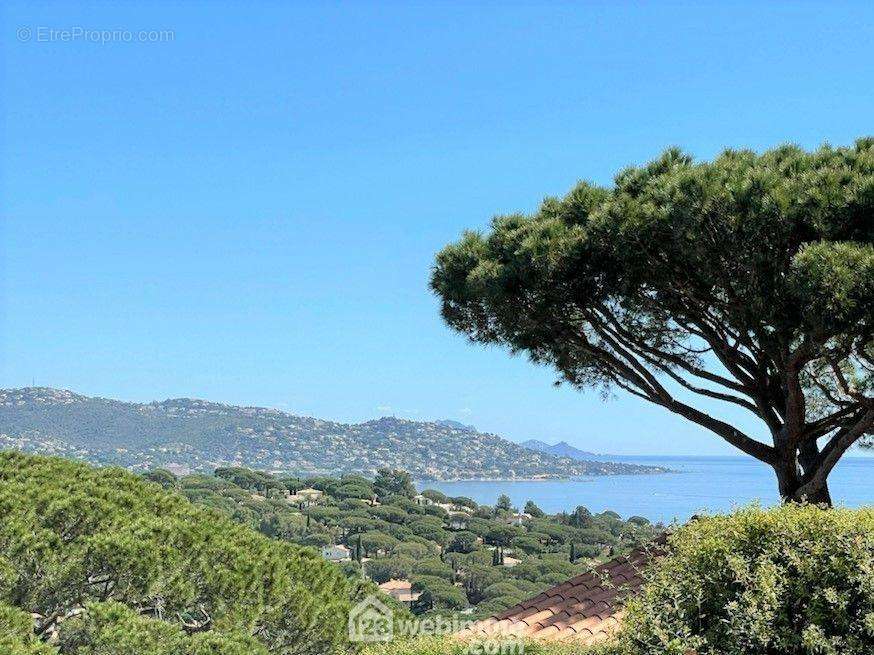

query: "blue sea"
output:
418 456 874 524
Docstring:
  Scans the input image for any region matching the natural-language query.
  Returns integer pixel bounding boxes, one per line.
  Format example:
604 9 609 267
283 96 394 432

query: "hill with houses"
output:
0 387 666 480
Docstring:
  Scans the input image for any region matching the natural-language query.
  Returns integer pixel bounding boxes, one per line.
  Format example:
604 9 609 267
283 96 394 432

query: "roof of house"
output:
378 579 412 591
456 535 666 645
392 592 421 602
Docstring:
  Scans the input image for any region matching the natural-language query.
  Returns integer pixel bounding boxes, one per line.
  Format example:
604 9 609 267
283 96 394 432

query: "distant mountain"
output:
521 439 609 461
0 388 667 480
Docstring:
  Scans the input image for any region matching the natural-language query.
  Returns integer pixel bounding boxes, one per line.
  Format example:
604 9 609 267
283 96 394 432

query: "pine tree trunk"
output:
775 457 833 506
791 478 833 505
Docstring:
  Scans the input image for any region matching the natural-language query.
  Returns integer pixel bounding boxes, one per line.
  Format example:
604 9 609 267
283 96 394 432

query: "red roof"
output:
456 535 666 644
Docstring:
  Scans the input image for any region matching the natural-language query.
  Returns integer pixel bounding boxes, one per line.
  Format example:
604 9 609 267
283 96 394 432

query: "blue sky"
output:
1 2 872 455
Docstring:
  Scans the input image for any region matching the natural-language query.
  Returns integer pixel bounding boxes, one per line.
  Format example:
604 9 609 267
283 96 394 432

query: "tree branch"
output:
798 408 874 495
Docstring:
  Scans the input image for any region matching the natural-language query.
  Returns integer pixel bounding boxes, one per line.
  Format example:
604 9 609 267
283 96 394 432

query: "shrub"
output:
621 504 874 655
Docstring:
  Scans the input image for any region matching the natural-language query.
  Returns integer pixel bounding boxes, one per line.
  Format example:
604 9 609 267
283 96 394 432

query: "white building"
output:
321 544 351 562
448 512 469 530
504 512 531 527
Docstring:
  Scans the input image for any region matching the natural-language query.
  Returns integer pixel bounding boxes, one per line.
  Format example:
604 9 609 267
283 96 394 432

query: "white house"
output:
321 544 351 562
504 512 531 527
290 487 324 506
448 512 469 530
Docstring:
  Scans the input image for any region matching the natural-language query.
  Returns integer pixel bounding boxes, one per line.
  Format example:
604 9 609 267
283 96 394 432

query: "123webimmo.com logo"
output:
348 594 524 654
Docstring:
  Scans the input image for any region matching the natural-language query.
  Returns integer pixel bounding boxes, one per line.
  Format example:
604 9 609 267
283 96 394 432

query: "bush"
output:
621 504 874 655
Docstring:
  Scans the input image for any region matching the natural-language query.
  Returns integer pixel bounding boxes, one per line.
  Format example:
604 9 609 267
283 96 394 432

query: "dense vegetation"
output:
620 504 874 655
432 139 873 502
0 452 369 654
0 387 664 479
156 466 658 617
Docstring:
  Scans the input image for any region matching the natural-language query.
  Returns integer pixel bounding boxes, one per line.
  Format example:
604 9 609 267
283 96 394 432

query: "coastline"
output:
416 468 675 484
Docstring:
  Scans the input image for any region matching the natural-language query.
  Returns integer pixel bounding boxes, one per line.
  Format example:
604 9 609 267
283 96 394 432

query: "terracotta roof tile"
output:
456 535 666 644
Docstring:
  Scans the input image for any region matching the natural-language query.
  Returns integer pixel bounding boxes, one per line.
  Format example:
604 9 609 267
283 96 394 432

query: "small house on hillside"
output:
378 579 421 606
290 487 324 505
504 512 531 526
413 494 434 506
448 512 469 530
321 544 351 562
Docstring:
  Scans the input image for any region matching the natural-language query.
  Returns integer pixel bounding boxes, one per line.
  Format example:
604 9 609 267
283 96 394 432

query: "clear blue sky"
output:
2 2 872 455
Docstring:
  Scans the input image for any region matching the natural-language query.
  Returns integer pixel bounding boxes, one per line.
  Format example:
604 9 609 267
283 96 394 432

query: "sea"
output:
417 456 874 524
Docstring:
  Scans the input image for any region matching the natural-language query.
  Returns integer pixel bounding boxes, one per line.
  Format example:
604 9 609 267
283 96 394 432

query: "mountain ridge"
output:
521 438 614 461
0 387 668 480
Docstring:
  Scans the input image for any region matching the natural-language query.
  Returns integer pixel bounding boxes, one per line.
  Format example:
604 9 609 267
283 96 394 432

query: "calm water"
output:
418 456 874 524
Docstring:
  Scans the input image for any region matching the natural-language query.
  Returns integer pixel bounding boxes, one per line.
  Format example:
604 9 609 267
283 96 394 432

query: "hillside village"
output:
156 464 658 618
0 388 666 480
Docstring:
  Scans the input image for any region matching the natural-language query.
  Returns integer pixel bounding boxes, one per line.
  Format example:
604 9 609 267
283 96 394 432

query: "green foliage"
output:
0 452 359 655
412 577 468 612
621 504 874 655
55 601 273 655
0 604 56 655
374 469 417 499
421 489 449 503
369 505 408 524
481 582 525 601
409 520 449 546
450 496 478 510
155 464 656 619
143 468 178 489
431 139 874 500
366 557 415 584
360 531 400 556
483 525 519 547
413 558 455 581
446 531 479 554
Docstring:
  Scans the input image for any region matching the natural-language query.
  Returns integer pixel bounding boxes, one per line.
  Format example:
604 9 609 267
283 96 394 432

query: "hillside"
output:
168 466 659 618
0 388 666 480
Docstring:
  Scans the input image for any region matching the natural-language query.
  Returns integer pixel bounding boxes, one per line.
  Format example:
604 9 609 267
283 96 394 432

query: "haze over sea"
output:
420 456 873 524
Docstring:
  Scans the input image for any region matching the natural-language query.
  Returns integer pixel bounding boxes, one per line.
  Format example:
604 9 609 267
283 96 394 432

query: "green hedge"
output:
620 504 874 655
